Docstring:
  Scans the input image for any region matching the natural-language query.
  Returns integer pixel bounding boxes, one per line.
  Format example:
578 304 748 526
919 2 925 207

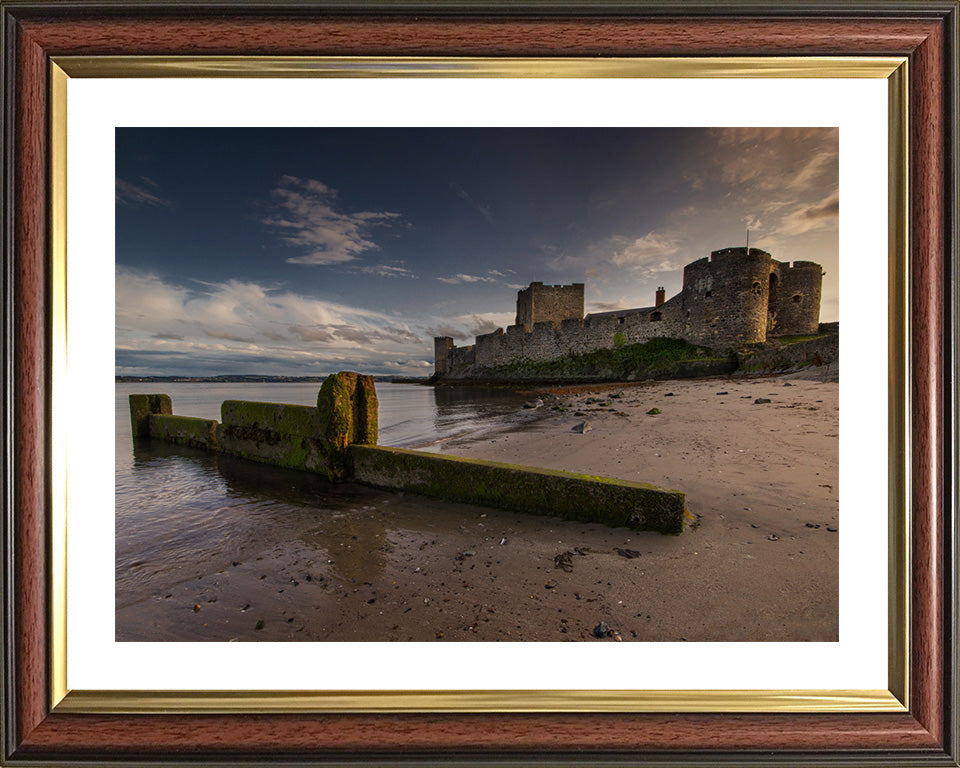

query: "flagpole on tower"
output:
746 228 750 254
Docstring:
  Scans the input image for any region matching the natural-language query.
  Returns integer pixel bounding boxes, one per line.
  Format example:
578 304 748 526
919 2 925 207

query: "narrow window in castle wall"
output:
793 294 802 303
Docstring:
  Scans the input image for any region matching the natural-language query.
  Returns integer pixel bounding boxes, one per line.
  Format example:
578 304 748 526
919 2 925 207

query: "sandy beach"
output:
116 368 838 643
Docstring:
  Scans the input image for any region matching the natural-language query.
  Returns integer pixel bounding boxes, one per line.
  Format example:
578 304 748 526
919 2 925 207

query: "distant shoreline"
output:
115 375 430 384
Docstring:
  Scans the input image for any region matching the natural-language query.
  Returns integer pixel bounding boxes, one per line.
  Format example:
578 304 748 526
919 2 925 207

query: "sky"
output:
116 127 839 377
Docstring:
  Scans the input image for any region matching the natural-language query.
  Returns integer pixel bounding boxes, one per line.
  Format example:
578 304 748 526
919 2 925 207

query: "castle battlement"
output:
434 247 824 377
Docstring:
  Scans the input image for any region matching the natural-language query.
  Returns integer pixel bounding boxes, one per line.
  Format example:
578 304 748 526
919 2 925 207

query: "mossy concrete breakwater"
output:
129 371 686 535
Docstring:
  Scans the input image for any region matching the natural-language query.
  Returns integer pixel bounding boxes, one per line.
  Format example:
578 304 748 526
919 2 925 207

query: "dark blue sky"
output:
116 127 839 376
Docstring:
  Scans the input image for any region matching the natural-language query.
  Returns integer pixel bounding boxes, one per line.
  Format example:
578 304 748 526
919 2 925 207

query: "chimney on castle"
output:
655 287 666 307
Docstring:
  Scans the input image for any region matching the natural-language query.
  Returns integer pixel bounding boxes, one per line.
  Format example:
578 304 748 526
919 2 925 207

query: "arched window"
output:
792 294 802 303
650 311 663 322
752 281 762 296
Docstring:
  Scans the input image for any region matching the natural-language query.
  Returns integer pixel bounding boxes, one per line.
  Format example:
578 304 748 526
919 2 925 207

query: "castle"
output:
433 247 824 377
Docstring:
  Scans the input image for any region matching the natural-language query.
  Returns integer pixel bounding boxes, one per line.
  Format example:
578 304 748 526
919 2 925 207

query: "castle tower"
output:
515 282 584 331
433 336 454 376
768 261 823 336
680 247 776 345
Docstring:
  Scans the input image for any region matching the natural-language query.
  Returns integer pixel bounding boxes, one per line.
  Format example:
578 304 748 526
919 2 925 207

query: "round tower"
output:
680 247 774 346
769 261 823 336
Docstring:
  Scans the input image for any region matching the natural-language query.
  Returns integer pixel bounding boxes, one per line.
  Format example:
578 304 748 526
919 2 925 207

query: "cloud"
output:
454 312 516 337
358 264 417 278
437 273 496 284
779 190 839 236
116 177 172 208
287 325 334 342
608 232 681 268
383 359 433 369
450 182 495 225
437 271 513 285
552 231 688 282
115 267 455 376
204 328 255 343
382 326 422 344
589 299 630 312
801 190 839 220
264 175 402 266
702 128 838 196
789 149 839 191
425 324 471 341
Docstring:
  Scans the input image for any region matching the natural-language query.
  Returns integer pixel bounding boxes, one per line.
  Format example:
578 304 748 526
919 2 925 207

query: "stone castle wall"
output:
515 282 584 330
770 261 823 336
435 247 824 376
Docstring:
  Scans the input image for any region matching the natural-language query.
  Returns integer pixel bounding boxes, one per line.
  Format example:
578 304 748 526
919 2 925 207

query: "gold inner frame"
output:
49 56 909 714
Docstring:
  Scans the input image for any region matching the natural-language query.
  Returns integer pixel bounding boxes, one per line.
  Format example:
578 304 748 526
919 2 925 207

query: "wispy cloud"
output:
357 263 417 279
425 310 516 340
778 189 839 237
607 232 682 270
115 267 463 376
705 128 838 195
589 298 630 313
116 177 172 208
437 273 498 285
264 175 402 266
450 182 495 225
550 230 688 283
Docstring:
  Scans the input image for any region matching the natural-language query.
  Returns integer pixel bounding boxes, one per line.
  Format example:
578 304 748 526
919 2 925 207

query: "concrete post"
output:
128 394 172 440
317 371 379 450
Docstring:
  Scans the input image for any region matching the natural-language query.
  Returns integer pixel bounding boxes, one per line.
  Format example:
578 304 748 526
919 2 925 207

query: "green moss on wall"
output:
350 445 685 535
215 423 337 477
317 371 379 449
141 372 379 481
149 414 218 450
129 394 172 439
317 373 355 449
220 400 319 436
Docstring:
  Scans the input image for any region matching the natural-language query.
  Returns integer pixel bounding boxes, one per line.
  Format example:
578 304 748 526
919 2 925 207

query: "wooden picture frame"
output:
2 2 957 764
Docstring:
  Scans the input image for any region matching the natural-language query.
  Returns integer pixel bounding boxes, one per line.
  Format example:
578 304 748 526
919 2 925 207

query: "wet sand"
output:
116 369 838 642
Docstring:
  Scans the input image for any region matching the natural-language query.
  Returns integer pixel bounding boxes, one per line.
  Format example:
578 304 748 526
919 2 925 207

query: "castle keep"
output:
434 247 823 376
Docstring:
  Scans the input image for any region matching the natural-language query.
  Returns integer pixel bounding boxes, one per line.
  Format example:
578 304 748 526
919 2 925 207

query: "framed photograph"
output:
2 1 957 765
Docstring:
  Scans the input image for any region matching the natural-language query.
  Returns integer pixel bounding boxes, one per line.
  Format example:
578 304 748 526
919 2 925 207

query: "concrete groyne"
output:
130 371 686 535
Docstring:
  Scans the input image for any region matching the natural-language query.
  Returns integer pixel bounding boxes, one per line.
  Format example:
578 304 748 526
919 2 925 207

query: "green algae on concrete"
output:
128 375 687 535
216 400 335 476
215 421 333 476
220 400 320 436
129 394 172 439
149 414 219 450
317 371 378 449
350 445 685 535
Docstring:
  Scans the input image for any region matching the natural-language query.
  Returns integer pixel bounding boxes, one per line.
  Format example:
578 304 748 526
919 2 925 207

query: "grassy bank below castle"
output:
437 333 839 385
441 337 736 384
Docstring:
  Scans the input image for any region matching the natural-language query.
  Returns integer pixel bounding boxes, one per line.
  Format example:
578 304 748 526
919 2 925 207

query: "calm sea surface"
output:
115 382 531 608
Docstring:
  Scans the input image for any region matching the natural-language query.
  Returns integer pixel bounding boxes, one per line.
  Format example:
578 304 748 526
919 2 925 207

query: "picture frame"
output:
2 1 957 765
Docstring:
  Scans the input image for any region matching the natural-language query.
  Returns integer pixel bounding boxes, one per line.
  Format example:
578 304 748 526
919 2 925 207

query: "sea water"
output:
114 382 531 608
